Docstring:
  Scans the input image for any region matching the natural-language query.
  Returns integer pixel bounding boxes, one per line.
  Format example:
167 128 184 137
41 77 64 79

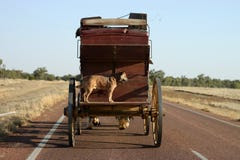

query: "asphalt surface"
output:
0 100 240 160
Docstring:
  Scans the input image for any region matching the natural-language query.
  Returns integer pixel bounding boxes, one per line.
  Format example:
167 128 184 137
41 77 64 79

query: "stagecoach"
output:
64 13 163 147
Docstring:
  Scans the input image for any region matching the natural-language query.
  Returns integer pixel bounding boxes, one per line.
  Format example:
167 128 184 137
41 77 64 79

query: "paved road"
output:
0 101 239 160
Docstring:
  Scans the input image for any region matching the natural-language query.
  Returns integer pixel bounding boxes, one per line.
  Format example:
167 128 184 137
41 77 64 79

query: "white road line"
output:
191 149 208 160
164 102 240 128
26 115 65 160
0 111 16 117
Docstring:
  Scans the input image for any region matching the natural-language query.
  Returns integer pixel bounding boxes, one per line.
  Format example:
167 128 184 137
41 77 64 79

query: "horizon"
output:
1 62 239 81
0 1 239 80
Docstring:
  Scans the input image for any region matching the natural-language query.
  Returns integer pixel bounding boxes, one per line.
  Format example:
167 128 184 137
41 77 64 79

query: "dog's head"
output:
119 72 128 82
112 72 128 83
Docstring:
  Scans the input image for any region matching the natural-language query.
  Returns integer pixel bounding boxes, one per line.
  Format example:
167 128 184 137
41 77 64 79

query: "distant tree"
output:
0 59 62 81
204 76 212 87
181 76 190 86
172 77 182 86
75 74 81 81
0 59 6 78
0 59 239 88
223 80 232 88
163 76 174 86
61 74 74 81
45 74 55 81
33 67 48 79
231 80 240 89
21 72 31 79
28 74 35 80
197 74 206 87
149 69 165 84
0 59 3 78
149 70 240 89
55 76 61 80
212 78 222 88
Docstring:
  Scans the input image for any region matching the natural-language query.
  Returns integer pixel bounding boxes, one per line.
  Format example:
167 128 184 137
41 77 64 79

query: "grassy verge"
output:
162 86 240 121
0 79 68 135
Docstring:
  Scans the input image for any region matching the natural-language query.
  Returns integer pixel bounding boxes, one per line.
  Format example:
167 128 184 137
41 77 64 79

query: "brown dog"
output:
78 72 128 102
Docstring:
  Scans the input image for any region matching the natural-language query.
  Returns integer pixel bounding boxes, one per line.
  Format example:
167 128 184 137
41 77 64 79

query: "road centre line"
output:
164 102 240 128
0 111 16 117
26 115 65 160
191 149 208 160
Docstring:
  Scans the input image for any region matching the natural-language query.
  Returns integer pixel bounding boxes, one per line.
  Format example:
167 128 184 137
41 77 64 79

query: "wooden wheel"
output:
151 78 163 147
143 116 150 135
68 78 76 147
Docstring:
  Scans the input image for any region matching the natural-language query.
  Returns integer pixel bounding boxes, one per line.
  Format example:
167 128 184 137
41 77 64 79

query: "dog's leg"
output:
83 90 88 102
108 85 116 102
85 88 93 103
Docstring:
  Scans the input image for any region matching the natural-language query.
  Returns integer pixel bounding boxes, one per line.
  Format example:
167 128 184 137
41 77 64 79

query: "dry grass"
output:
0 79 68 135
162 86 240 121
165 86 240 101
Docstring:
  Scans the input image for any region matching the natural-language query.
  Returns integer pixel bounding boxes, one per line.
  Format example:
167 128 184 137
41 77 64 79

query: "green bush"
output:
149 69 240 89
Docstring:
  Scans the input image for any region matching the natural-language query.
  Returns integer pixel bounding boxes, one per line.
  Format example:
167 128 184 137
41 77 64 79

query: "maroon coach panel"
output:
80 28 149 102
80 28 148 45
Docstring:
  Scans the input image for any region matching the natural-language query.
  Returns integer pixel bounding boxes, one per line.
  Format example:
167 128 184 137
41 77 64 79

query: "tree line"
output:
1 58 239 88
149 69 240 89
0 59 73 81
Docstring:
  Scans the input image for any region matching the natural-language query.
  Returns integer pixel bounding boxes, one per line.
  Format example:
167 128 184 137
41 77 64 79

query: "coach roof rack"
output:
81 18 147 26
76 13 148 38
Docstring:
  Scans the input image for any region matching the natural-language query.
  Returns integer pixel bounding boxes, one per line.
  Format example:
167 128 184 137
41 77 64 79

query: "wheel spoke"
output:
143 116 150 135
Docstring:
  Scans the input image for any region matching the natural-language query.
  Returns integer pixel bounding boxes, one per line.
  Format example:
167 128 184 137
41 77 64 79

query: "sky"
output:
0 0 239 80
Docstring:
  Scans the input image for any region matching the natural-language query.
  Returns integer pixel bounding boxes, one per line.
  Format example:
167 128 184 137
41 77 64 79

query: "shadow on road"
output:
74 140 154 149
0 121 68 148
0 120 154 149
0 121 152 149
